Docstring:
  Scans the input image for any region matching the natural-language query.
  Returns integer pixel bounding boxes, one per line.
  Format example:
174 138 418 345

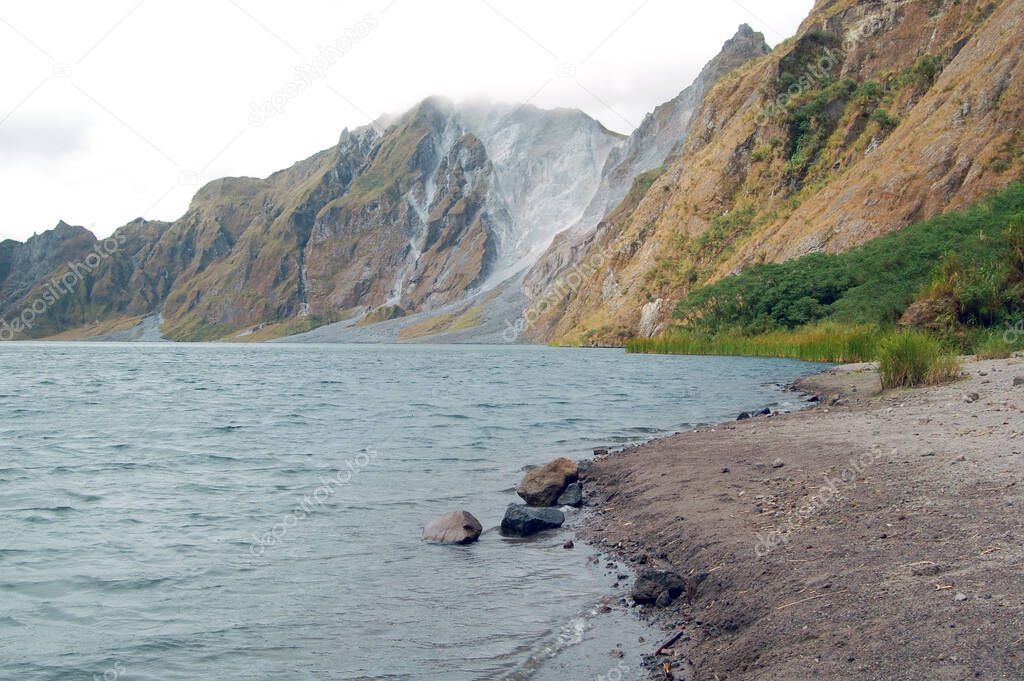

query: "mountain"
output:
0 98 621 340
523 24 770 303
527 0 1024 344
7 0 1016 345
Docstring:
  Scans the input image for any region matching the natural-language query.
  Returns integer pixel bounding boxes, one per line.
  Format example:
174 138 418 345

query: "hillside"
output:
527 0 1024 345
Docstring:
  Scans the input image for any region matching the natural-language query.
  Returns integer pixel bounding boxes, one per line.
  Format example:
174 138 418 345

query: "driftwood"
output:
654 630 685 655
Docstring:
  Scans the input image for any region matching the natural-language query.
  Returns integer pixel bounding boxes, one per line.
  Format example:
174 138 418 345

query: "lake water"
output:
0 343 825 680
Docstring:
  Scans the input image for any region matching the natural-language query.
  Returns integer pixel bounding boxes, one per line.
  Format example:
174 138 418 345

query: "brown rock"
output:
421 510 483 545
517 457 579 506
898 293 958 331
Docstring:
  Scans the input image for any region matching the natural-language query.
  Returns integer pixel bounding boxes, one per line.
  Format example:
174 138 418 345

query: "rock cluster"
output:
500 457 587 536
425 456 591 542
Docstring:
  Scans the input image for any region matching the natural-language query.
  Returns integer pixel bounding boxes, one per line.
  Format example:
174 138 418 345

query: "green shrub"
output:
877 330 960 388
673 182 1024 332
871 108 900 130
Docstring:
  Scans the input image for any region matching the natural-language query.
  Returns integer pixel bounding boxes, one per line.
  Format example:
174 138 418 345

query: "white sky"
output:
0 0 813 241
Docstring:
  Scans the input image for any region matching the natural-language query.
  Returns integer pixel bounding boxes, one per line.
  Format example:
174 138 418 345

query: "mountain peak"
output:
734 23 755 37
698 22 770 84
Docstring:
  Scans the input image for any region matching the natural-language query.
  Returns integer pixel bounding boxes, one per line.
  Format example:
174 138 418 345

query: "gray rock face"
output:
421 510 483 544
523 24 771 310
458 103 625 285
499 504 565 537
556 481 584 508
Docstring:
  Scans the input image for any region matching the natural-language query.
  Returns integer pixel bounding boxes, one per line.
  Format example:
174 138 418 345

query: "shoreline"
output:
578 354 1024 679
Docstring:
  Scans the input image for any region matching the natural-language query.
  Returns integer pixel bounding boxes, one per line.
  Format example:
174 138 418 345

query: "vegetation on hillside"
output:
629 181 1024 383
673 181 1024 336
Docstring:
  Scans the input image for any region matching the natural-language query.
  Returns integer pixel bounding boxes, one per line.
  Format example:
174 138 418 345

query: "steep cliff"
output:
523 25 771 304
533 0 1024 345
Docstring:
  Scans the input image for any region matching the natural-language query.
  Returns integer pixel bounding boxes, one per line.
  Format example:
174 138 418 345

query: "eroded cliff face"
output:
522 24 771 309
0 97 621 340
534 0 1024 344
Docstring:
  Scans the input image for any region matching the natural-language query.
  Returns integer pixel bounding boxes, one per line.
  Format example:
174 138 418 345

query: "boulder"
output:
421 510 483 545
631 568 686 606
517 457 579 506
557 481 584 507
500 504 565 537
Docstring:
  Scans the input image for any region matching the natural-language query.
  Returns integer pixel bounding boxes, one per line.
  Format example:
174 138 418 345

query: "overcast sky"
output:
0 0 813 241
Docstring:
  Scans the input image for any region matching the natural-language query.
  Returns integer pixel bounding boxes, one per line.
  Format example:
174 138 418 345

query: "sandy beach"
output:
582 355 1024 680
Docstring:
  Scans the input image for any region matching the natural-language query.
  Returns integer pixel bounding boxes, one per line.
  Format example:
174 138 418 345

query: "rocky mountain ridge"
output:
1 97 622 340
527 0 1024 344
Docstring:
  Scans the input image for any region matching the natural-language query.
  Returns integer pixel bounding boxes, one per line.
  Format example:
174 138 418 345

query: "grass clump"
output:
876 330 961 388
974 330 1022 359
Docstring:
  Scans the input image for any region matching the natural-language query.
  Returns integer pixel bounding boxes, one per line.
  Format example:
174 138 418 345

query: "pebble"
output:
955 592 968 602
772 458 785 469
563 540 574 549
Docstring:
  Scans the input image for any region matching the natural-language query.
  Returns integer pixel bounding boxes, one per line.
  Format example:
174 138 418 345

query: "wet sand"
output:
581 355 1024 680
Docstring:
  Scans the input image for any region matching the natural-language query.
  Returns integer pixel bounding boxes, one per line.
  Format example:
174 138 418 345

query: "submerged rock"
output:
632 568 686 606
500 504 565 537
421 510 483 545
557 481 584 507
517 457 579 506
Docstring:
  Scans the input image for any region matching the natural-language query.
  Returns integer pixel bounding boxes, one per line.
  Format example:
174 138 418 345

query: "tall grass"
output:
877 330 961 388
626 322 882 363
629 324 964 389
973 329 1023 360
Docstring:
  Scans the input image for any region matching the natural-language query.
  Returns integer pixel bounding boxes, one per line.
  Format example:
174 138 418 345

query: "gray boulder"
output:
557 481 584 507
632 568 686 606
500 504 565 537
421 510 483 545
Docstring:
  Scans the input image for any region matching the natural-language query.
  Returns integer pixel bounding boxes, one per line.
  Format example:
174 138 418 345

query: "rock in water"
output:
500 504 565 537
632 568 686 606
421 510 483 545
517 457 579 506
557 481 584 507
